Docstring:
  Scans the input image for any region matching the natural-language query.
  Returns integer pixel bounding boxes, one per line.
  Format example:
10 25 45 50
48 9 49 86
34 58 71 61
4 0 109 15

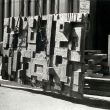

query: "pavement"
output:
0 86 110 110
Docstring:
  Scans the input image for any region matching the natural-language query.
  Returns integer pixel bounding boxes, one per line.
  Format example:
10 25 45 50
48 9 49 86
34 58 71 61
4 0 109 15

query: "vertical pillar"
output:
59 0 68 13
39 0 43 16
11 0 15 17
108 35 110 74
0 0 3 41
73 0 79 13
69 0 73 13
15 0 22 17
24 0 29 17
46 0 51 14
42 0 46 15
50 0 55 14
54 0 58 14
4 0 10 18
35 0 39 15
30 0 35 16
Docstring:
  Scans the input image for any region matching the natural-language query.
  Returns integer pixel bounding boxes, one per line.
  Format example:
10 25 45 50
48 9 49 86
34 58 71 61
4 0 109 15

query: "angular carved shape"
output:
69 51 81 62
30 58 49 81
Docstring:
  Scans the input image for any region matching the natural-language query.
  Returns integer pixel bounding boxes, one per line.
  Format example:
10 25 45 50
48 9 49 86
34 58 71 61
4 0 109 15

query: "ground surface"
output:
0 86 110 110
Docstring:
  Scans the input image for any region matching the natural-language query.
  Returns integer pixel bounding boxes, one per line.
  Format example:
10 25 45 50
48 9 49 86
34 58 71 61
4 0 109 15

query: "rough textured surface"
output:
1 13 88 99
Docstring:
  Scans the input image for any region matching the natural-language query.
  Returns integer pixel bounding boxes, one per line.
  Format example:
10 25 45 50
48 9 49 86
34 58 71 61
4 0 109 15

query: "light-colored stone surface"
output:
0 86 109 110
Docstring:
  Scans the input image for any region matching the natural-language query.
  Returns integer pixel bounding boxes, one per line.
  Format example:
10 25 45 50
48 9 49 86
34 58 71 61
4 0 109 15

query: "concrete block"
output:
53 66 60 83
46 15 52 55
12 51 18 71
55 41 60 48
4 27 10 33
10 17 15 29
23 21 28 30
21 17 28 30
14 17 20 29
18 37 27 47
72 71 83 93
72 27 83 51
4 18 10 26
72 84 79 92
3 49 9 57
65 77 71 86
55 25 69 42
12 51 20 71
17 69 25 78
35 51 46 60
28 17 34 28
19 62 24 70
62 58 68 65
30 58 49 81
54 83 62 91
59 22 70 33
52 55 62 65
24 50 33 58
77 13 83 22
27 44 36 51
69 50 81 62
54 47 68 58
55 41 69 48
8 57 12 75
35 73 43 81
18 48 26 62
73 71 80 85
53 64 67 83
9 34 14 48
59 64 67 82
52 55 68 65
28 31 37 43
68 13 83 22
3 33 9 48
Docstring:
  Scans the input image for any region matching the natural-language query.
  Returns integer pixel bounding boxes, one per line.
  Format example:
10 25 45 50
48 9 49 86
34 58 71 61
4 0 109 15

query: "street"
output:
0 86 110 110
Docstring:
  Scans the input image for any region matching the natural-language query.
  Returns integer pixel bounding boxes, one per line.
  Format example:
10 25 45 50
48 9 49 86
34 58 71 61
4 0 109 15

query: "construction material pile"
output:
85 51 108 78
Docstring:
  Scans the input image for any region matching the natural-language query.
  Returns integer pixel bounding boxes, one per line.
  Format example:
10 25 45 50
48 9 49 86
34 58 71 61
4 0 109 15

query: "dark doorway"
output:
85 0 110 51
96 0 110 50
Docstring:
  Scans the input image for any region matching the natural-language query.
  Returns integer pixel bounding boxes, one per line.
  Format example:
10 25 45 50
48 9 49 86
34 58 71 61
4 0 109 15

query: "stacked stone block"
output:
1 13 88 99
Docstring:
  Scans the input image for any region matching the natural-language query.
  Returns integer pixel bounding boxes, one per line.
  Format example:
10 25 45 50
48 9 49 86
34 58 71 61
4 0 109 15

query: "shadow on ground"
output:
1 86 110 110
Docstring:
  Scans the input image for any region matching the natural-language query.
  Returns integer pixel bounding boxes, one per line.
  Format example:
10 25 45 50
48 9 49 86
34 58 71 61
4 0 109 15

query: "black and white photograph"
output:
0 0 110 110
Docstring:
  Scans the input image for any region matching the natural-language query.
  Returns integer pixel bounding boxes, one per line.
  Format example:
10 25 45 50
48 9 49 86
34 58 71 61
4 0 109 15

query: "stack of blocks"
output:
2 13 88 99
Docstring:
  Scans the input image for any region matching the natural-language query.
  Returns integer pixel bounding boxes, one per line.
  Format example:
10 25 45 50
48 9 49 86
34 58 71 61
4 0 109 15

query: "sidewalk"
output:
0 85 110 110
